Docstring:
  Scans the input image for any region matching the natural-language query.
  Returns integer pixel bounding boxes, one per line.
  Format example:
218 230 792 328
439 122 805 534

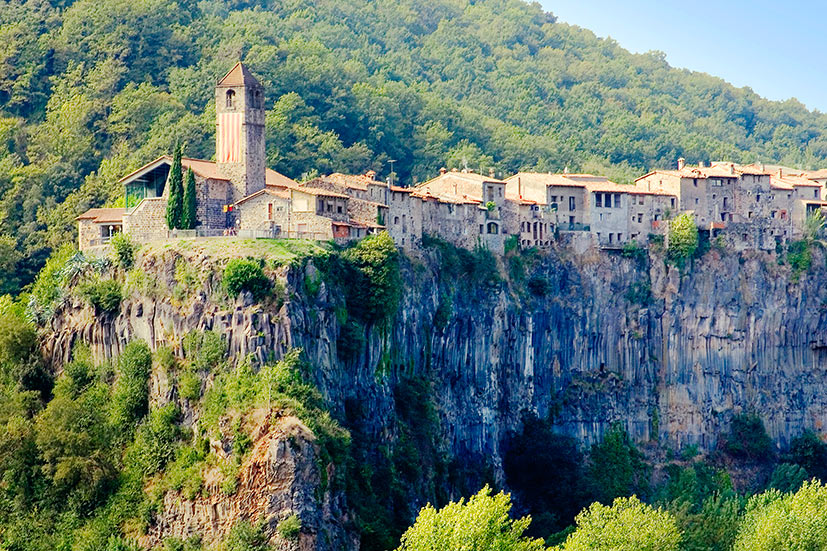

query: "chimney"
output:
563 166 570 174
365 170 377 180
439 167 447 175
451 168 458 172
677 157 686 170
489 168 496 178
518 176 522 199
778 168 783 177
729 163 735 175
698 161 705 168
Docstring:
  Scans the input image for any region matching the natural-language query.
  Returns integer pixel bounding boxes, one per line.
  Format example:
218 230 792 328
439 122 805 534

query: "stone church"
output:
77 62 298 249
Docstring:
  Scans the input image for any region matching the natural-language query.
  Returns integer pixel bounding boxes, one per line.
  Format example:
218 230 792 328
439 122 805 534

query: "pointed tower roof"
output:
217 62 261 87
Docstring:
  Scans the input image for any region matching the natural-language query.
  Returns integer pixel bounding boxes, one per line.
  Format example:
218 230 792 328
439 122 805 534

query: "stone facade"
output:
236 189 291 234
123 198 167 242
215 62 267 201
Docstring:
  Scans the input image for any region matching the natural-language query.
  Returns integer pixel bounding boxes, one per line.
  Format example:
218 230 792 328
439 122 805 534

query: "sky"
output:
538 0 827 112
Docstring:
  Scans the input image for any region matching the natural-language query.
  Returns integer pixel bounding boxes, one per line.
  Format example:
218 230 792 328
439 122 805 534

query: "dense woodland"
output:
5 0 827 293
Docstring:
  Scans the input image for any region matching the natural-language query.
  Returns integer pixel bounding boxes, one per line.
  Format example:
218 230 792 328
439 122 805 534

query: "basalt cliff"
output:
41 242 827 548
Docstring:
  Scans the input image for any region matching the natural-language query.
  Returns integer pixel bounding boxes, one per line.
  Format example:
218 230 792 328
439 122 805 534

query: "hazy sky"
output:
538 1 826 112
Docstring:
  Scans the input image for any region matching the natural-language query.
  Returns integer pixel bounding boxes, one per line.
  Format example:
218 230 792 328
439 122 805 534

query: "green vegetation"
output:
422 234 502 290
557 496 680 551
667 213 699 267
786 239 813 282
223 258 270 300
588 422 650 504
723 413 774 462
110 232 138 269
10 0 827 295
182 168 197 230
341 232 402 325
166 142 184 230
78 277 123 314
733 481 827 550
276 514 302 541
397 486 545 551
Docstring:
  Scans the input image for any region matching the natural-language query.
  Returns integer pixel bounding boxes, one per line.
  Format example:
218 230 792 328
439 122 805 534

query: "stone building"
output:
75 208 126 250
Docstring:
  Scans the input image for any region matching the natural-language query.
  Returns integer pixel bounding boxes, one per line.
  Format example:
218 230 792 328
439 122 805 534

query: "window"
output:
693 179 698 187
671 198 676 208
337 205 343 214
569 216 575 224
638 196 644 206
614 194 621 208
225 89 235 108
569 197 576 210
637 214 643 223
479 224 484 234
267 203 273 220
487 222 499 234
327 203 332 212
815 189 820 199
608 233 614 244
723 197 728 210
756 194 761 202
253 90 263 109
596 193 602 208
695 198 699 205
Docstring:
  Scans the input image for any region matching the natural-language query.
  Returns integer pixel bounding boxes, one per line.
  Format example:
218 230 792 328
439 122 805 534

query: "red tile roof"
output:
217 62 261 87
75 208 125 223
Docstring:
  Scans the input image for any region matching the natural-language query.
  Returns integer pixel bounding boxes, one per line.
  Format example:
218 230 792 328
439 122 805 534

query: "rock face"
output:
141 414 353 551
43 244 827 547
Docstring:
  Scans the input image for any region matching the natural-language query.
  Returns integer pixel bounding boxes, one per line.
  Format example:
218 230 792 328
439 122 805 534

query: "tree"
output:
165 142 184 230
667 212 699 266
733 480 827 550
396 486 546 551
558 496 681 551
182 167 197 230
587 422 650 504
504 416 589 536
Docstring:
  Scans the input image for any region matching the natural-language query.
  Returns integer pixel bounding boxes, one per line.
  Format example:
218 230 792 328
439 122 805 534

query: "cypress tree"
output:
165 142 184 230
182 168 197 229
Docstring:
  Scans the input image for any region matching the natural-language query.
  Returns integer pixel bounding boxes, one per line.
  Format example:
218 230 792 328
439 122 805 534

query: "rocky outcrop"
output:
42 243 827 546
142 414 353 551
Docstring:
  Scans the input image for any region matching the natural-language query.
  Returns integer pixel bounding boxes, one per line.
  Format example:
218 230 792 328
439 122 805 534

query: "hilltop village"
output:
77 63 827 254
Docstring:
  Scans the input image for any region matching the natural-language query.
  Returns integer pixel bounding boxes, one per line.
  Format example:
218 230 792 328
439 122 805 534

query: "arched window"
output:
226 90 236 108
254 90 263 108
486 222 499 234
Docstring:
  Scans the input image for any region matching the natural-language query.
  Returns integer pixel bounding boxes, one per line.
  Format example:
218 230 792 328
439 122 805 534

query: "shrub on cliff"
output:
667 213 698 267
558 496 681 551
109 232 137 269
723 414 774 462
223 258 270 300
78 278 123 315
111 340 152 432
342 231 401 325
397 486 546 551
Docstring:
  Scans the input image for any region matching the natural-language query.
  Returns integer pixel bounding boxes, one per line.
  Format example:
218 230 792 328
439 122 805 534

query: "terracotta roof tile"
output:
76 208 125 223
217 62 261 87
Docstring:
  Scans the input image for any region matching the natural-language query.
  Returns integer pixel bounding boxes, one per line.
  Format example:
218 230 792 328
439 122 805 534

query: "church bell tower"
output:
215 62 266 201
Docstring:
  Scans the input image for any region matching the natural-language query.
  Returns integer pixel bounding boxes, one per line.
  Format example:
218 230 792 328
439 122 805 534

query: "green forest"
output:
4 0 827 293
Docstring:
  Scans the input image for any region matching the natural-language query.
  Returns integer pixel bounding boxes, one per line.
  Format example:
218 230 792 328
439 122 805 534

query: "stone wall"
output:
196 177 232 230
123 198 168 242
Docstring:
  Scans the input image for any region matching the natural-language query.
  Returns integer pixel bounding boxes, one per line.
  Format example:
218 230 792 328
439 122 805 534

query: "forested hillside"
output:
3 0 827 293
